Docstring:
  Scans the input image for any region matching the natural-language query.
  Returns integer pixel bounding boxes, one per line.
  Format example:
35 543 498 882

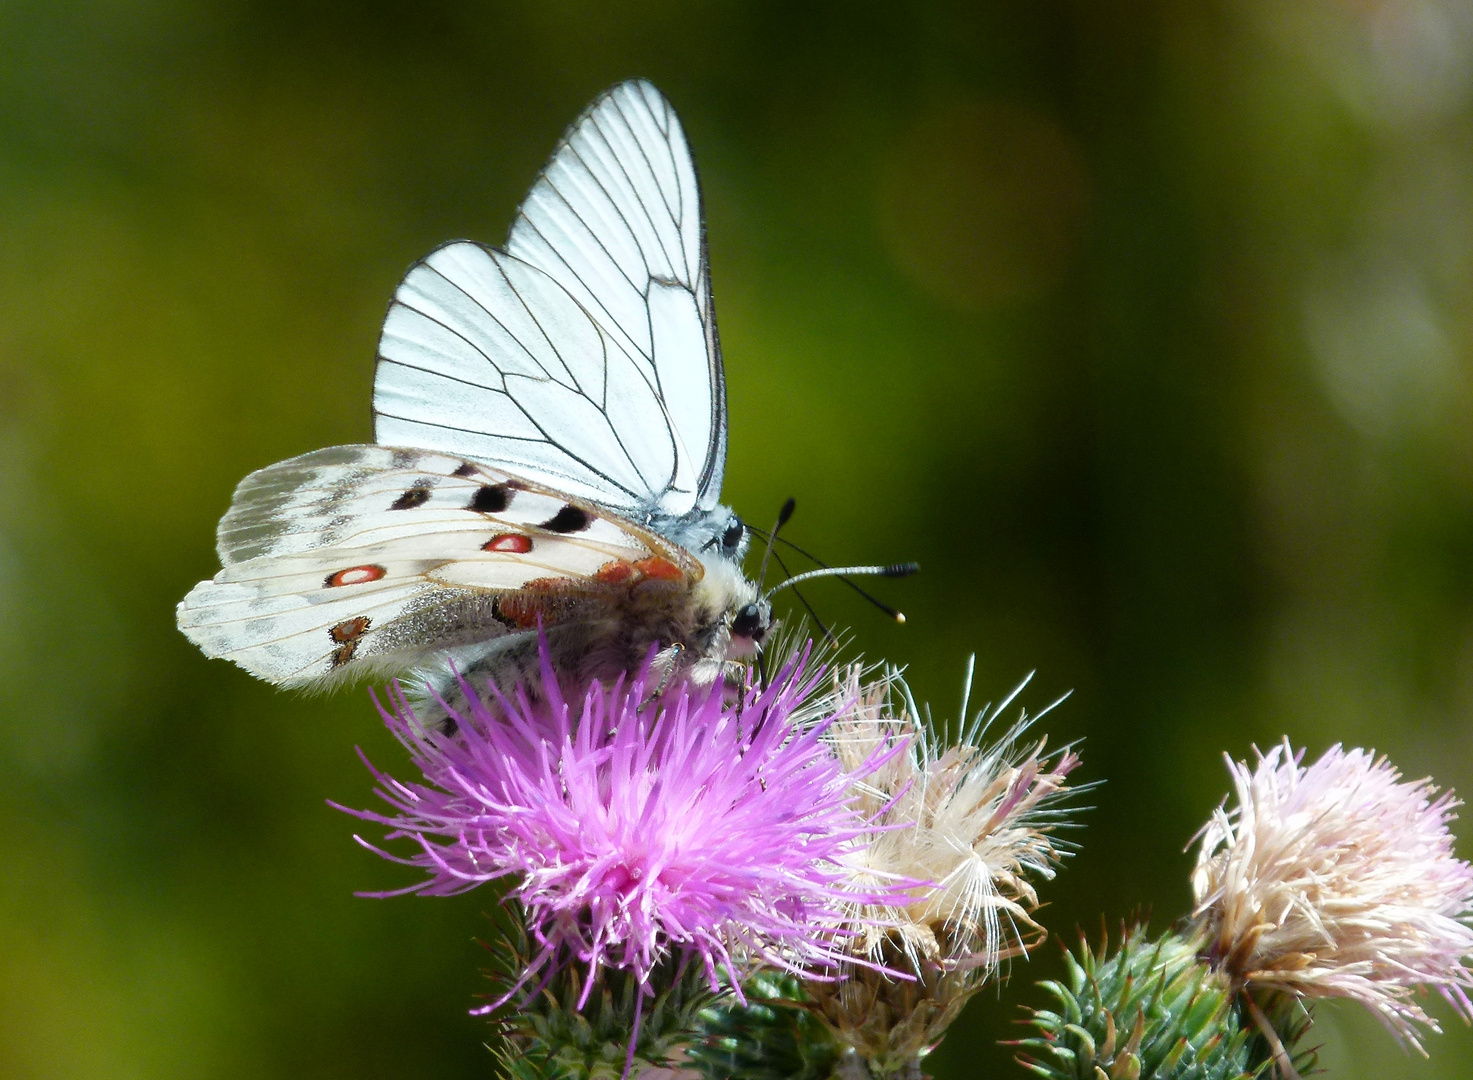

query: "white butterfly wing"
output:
372 79 726 519
177 446 698 686
508 79 725 513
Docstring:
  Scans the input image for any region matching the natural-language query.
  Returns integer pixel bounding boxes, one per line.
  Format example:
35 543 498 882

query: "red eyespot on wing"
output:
325 565 386 588
595 560 636 584
483 533 533 554
632 556 684 582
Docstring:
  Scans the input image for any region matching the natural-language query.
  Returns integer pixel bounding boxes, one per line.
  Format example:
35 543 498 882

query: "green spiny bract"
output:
1013 927 1313 1080
690 971 840 1080
486 934 721 1080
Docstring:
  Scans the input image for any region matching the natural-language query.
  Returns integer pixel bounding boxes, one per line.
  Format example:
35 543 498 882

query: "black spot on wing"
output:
390 484 431 510
540 505 591 533
469 484 511 513
452 461 478 478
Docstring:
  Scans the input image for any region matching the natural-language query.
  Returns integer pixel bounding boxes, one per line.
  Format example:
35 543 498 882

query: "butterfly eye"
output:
723 520 745 552
731 602 766 641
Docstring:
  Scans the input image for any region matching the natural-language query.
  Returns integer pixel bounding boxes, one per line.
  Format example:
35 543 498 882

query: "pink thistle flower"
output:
1191 739 1473 1053
339 643 908 1010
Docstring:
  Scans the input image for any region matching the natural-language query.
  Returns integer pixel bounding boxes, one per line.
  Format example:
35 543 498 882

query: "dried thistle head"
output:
1190 739 1473 1053
805 660 1081 1073
827 660 1081 976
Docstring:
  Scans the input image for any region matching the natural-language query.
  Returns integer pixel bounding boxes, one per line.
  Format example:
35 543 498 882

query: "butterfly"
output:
177 80 908 721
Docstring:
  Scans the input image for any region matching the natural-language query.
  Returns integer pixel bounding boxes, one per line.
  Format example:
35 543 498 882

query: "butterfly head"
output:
704 513 773 652
729 597 772 651
678 508 770 652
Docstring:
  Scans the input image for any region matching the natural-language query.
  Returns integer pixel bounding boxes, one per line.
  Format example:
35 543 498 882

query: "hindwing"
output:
177 445 699 686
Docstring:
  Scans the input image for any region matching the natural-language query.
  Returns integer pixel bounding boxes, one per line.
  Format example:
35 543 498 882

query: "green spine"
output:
690 972 840 1080
485 936 720 1080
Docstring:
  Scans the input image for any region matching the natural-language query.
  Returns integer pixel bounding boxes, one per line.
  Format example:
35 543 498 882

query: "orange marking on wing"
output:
328 616 371 668
329 616 371 643
632 556 683 582
595 560 637 584
483 533 533 554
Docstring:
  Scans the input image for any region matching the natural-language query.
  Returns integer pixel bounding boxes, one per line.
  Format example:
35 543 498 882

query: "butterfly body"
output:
420 537 759 718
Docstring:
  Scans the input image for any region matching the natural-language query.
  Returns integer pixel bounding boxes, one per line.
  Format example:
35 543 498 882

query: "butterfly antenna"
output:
763 563 919 620
772 549 836 645
755 498 796 592
750 526 912 622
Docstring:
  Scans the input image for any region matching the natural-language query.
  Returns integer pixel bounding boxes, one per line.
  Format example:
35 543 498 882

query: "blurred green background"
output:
3 1 1473 1076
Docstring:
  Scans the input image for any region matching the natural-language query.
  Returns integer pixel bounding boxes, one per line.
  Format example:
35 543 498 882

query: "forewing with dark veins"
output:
372 80 727 519
176 445 699 686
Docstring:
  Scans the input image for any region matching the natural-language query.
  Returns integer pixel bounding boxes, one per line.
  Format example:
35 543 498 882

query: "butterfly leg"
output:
640 643 687 710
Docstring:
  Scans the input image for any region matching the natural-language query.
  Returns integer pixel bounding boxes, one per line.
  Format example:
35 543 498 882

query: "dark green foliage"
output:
1014 928 1314 1080
485 935 722 1080
691 972 841 1080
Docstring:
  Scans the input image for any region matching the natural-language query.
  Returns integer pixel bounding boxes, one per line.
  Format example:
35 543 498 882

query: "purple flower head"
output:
1191 739 1473 1052
340 641 908 1009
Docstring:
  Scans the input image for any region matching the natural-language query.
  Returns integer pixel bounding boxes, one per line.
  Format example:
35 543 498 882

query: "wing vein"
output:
372 408 643 500
595 102 684 279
